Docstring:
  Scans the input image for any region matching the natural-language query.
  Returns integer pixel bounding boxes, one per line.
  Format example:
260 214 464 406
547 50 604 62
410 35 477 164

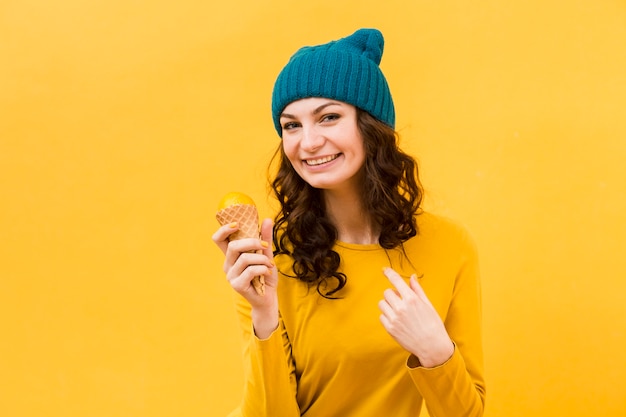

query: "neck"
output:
323 189 380 245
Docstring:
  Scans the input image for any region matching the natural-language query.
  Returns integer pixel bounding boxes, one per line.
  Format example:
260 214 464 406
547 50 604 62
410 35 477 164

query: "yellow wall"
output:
1 1 625 416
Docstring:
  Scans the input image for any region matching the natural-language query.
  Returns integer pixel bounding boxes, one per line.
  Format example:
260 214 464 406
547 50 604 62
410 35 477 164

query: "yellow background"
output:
1 1 625 416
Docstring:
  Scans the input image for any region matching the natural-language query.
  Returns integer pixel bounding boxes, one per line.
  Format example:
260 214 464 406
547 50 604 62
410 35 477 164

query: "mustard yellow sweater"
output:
228 212 486 416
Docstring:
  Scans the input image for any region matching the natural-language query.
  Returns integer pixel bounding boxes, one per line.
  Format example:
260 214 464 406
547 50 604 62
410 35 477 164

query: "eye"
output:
282 121 300 131
321 113 340 123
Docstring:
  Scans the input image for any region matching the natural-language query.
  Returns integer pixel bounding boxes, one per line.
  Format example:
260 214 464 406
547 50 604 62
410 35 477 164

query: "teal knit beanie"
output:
271 28 395 136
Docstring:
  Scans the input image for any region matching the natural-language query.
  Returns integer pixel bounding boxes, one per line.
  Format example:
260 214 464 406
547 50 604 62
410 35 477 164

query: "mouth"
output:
304 154 340 166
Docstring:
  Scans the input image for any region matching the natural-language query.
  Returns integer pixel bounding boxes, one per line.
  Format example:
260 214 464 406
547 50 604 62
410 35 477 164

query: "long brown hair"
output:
270 109 423 298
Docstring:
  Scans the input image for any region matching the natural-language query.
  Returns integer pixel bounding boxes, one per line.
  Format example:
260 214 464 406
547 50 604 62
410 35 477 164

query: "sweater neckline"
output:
334 240 384 251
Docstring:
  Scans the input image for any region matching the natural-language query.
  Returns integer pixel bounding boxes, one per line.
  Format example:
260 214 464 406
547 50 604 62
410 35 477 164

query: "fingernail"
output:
229 222 237 228
261 241 269 248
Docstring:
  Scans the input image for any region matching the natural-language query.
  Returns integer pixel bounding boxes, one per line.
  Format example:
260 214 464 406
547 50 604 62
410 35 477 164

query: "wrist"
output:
413 339 455 368
251 306 279 340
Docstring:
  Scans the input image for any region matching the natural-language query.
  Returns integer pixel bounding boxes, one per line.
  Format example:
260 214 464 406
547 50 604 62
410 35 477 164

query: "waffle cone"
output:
215 204 265 295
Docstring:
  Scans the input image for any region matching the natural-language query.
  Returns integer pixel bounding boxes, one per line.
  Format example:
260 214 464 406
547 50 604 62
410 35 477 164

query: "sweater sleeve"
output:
229 294 300 417
407 228 486 417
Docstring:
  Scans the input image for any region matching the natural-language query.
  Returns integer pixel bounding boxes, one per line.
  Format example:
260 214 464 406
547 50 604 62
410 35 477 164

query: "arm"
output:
213 219 300 417
407 229 486 417
231 294 300 417
379 229 485 416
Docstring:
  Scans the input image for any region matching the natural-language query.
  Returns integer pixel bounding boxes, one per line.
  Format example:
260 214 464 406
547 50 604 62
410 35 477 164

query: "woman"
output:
213 28 486 416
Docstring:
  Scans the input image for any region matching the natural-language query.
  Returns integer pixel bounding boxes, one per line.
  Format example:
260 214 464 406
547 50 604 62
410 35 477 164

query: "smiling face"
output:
279 98 366 193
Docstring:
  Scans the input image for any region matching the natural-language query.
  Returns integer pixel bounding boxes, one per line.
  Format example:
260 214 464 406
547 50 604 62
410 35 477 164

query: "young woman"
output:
213 28 486 417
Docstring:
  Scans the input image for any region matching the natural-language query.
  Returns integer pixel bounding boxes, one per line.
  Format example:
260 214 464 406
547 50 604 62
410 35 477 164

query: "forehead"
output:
281 98 352 116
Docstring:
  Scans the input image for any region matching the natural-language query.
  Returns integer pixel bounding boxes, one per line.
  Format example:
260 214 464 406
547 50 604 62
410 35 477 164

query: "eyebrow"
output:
280 101 343 120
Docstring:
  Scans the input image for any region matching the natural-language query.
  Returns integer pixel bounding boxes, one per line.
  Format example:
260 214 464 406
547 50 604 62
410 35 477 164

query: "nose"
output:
300 124 324 152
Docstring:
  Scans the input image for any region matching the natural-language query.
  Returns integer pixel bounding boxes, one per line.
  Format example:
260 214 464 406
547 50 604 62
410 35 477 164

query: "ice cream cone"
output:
216 196 265 295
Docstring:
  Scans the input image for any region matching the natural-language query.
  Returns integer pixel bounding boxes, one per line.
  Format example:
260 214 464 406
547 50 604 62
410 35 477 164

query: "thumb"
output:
260 218 275 259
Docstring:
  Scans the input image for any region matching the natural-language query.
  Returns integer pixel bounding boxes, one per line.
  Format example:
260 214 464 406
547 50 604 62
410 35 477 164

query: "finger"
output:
212 222 239 254
227 251 274 281
259 218 278 288
260 218 275 260
378 298 395 318
223 238 270 273
382 288 401 310
211 222 239 254
231 251 274 270
379 313 392 331
229 264 274 293
409 275 433 306
382 267 413 299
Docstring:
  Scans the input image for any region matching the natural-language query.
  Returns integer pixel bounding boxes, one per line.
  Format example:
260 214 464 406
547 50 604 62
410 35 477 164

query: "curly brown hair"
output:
270 108 423 298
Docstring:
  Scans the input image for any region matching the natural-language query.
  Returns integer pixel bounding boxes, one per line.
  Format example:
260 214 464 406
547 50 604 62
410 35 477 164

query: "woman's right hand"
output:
212 218 279 338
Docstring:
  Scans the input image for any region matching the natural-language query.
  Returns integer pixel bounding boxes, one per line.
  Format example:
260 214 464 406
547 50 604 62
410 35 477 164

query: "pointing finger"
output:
382 267 412 299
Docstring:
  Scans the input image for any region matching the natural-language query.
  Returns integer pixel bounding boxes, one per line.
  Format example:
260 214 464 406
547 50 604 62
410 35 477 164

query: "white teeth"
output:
305 154 339 166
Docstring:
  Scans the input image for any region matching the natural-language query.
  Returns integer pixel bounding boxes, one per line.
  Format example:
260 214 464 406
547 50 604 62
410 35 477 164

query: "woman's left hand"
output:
378 267 454 368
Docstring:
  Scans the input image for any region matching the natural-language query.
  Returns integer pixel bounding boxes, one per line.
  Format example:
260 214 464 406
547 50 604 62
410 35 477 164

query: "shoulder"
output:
416 211 475 241
409 211 479 258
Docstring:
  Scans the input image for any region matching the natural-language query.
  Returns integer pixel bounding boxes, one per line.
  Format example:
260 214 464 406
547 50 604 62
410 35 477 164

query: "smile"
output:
304 154 340 166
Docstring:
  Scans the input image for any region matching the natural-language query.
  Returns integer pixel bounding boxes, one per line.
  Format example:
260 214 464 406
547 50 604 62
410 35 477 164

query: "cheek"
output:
282 141 298 164
350 136 367 165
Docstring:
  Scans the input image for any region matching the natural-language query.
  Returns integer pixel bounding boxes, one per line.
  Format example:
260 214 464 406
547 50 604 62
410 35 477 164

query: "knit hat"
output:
271 28 395 136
